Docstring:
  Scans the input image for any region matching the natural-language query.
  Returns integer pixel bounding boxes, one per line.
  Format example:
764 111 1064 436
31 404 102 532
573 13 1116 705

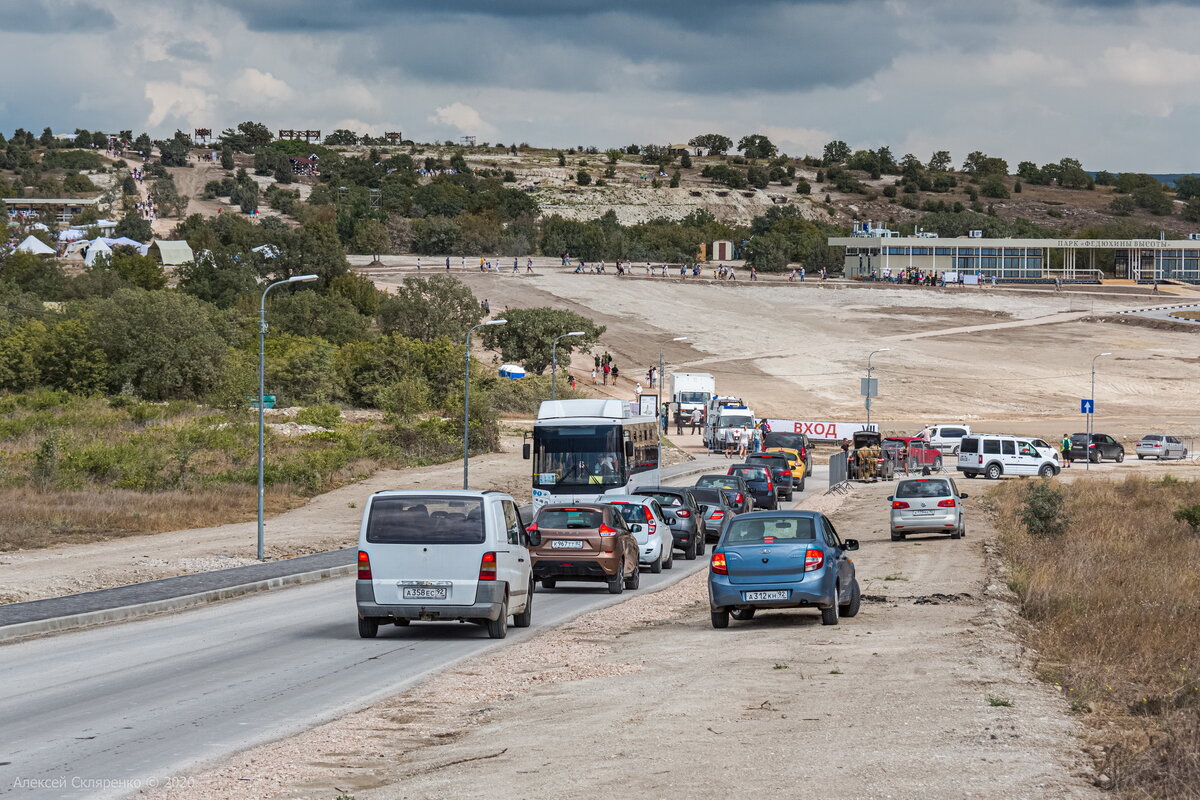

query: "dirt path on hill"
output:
153 482 1100 800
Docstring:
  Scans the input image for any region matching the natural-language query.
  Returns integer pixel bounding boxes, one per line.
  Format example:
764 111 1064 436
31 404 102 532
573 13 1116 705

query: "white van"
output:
355 490 534 640
916 424 972 454
957 434 1060 480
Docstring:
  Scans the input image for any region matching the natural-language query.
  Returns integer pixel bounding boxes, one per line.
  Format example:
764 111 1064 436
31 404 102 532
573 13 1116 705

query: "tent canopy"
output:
149 240 195 266
83 239 111 266
498 364 527 380
15 235 55 255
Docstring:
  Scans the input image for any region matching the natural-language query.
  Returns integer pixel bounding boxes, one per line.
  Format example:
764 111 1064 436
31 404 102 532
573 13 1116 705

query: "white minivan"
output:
957 434 1060 480
916 424 972 455
356 490 534 640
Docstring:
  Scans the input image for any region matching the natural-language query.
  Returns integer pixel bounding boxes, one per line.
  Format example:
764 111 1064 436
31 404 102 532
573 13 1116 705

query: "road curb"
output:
0 563 356 644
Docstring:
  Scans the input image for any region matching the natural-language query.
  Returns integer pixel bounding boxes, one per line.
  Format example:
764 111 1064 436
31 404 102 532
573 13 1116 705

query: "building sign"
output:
764 419 878 442
1054 239 1184 249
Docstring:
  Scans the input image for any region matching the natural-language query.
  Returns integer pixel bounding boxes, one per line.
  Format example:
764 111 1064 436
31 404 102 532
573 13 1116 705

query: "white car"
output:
355 490 534 640
957 434 1060 479
1136 434 1188 460
916 424 972 455
605 495 675 574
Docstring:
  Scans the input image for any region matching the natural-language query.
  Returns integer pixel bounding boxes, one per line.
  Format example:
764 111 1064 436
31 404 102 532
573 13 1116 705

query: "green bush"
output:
1021 481 1067 538
1174 504 1200 533
295 403 342 428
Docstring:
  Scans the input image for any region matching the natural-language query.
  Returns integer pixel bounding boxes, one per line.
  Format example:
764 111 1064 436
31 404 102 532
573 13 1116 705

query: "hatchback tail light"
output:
478 551 497 581
676 509 691 518
526 523 538 533
892 500 910 509
937 498 956 508
804 549 824 572
766 480 774 492
781 470 792 477
642 505 656 535
357 550 372 580
598 524 617 534
710 510 725 519
710 552 728 574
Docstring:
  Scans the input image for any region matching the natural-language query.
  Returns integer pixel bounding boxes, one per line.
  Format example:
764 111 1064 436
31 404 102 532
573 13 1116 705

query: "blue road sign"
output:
1080 399 1093 414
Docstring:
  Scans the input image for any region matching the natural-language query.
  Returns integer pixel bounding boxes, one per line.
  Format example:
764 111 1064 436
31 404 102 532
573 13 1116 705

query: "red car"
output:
883 437 944 472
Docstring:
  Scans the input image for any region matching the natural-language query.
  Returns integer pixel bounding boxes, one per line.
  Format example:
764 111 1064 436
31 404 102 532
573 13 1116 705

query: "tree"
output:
688 133 732 156
1134 185 1174 216
106 250 167 290
268 289 372 346
478 307 605 375
76 289 233 400
324 129 360 146
152 176 189 217
236 121 272 151
738 134 777 160
351 218 389 261
1108 195 1136 216
927 150 952 172
220 146 234 170
176 250 261 308
39 127 54 146
669 170 681 188
378 274 483 341
822 140 851 165
155 130 192 166
133 133 153 159
980 175 1010 199
576 170 592 186
114 211 153 242
1174 175 1200 201
680 150 692 169
963 151 1009 177
1182 197 1200 223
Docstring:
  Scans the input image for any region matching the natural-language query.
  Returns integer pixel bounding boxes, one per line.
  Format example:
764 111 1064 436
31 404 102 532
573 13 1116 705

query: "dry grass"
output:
991 475 1200 798
0 485 307 551
1169 311 1200 321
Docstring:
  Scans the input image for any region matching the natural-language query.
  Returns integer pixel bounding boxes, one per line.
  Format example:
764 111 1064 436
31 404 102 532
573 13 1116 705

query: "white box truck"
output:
669 372 715 426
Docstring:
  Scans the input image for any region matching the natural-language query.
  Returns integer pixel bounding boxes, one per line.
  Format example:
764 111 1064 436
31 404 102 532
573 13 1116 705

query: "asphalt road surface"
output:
0 459 826 799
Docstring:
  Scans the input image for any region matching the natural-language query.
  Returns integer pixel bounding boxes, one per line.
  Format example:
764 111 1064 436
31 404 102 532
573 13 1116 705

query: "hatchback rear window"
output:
366 496 485 544
725 516 815 544
611 503 650 524
730 467 770 480
697 476 737 489
638 493 684 506
537 508 603 529
896 480 951 498
959 438 979 454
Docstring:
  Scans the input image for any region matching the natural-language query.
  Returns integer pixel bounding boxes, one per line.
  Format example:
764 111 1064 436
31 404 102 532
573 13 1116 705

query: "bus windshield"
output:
533 425 626 488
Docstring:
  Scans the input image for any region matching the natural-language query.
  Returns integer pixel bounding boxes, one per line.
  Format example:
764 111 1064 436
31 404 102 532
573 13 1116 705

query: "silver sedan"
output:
1135 434 1188 460
888 477 968 541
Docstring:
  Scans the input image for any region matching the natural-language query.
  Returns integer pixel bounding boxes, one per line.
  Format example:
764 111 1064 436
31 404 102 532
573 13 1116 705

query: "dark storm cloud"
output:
4 0 115 32
228 0 900 95
166 40 211 62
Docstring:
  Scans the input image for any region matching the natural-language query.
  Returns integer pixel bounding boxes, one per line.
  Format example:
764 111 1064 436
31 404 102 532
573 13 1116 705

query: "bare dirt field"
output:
153 483 1102 800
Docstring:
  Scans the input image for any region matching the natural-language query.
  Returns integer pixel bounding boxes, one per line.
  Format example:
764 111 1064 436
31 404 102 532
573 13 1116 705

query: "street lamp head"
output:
671 336 688 342
288 274 319 283
566 331 585 337
875 348 892 353
1098 352 1112 357
485 318 507 326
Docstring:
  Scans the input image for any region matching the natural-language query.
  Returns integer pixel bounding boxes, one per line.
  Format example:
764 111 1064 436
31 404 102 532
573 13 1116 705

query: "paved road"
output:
1 458 824 799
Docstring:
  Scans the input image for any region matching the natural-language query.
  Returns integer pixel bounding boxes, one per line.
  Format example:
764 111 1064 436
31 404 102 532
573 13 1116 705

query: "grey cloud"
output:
3 0 116 32
166 40 211 61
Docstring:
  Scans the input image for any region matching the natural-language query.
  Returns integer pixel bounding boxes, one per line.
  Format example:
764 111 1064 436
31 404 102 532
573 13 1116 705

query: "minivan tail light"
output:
598 524 617 534
710 552 728 574
892 500 910 509
804 549 824 572
478 551 497 581
937 498 956 508
357 550 372 580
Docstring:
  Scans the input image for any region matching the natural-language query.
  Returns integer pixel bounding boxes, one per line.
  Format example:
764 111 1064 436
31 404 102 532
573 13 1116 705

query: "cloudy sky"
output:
2 0 1198 172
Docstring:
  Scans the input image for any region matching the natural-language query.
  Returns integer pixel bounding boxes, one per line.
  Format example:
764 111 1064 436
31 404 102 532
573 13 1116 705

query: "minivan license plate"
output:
402 587 447 600
744 590 788 601
912 509 934 516
551 540 584 549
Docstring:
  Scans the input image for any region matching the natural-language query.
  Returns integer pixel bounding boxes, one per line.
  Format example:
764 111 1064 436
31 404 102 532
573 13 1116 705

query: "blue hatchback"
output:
708 510 861 627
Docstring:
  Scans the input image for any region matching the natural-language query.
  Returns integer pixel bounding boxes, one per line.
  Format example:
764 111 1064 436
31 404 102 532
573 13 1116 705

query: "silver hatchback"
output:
888 477 968 541
1135 434 1188 460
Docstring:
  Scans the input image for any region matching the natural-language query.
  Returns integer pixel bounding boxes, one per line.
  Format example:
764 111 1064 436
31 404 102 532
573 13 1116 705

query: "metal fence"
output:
828 451 849 490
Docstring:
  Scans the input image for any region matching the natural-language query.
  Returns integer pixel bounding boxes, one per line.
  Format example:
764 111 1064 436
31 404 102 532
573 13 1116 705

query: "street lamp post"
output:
1087 352 1112 471
550 331 586 401
864 348 891 428
658 336 687 467
258 273 319 561
463 318 507 489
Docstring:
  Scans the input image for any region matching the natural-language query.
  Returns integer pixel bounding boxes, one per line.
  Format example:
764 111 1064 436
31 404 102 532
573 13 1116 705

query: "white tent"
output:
84 239 112 266
58 228 87 242
15 235 55 255
498 364 527 380
251 244 280 258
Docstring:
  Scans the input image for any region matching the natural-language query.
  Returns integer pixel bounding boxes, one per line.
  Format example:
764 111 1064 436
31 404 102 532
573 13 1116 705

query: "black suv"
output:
632 486 706 559
1069 433 1125 463
745 452 796 500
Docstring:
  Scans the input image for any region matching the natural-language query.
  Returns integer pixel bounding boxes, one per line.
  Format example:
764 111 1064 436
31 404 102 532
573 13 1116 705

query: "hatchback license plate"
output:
912 509 935 516
744 590 789 601
551 539 585 549
402 587 447 600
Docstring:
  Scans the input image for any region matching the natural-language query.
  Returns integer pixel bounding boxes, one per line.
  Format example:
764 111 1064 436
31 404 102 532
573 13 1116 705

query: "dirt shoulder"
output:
153 482 1099 800
0 436 531 605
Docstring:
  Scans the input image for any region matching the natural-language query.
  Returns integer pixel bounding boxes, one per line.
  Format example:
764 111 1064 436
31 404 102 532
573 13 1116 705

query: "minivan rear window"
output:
725 516 814 544
366 496 485 544
896 480 951 498
959 437 980 454
537 508 604 529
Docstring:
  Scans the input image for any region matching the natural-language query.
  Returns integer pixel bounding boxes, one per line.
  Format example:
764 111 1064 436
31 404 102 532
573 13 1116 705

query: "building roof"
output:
828 236 1200 249
2 196 102 206
149 240 195 266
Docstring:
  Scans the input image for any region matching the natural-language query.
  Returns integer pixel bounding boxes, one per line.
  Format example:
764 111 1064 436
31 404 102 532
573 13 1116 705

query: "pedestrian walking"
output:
416 257 422 271
602 363 610 385
611 364 620 382
690 407 702 434
635 382 642 399
526 257 534 273
800 267 806 282
570 375 577 390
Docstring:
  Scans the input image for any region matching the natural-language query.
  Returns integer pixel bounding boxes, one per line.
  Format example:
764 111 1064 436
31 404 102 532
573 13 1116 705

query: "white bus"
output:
524 399 662 510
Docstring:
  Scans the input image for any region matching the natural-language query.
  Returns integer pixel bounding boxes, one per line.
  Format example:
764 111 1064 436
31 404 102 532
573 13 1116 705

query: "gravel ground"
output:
149 484 1100 800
